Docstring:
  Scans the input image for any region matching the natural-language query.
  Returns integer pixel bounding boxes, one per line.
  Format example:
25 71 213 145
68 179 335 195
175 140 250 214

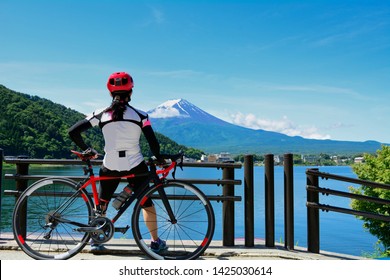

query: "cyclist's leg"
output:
128 162 166 249
99 166 122 212
141 203 168 253
142 205 158 240
90 166 122 251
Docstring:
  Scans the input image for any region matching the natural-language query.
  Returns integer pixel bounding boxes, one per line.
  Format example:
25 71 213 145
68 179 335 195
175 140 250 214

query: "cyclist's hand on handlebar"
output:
151 156 167 167
157 157 167 167
82 147 99 159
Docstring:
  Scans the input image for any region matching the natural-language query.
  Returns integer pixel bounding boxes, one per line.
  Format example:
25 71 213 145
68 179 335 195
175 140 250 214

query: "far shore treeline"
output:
0 85 203 160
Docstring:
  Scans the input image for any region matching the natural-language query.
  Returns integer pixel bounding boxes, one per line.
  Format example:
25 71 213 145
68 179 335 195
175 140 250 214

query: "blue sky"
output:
1 0 389 143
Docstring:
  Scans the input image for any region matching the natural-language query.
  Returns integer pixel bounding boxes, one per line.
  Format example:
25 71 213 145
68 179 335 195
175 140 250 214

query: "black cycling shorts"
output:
99 161 153 208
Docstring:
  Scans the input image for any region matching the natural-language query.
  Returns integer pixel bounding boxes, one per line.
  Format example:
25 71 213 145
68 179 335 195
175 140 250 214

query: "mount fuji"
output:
148 99 383 155
148 99 227 126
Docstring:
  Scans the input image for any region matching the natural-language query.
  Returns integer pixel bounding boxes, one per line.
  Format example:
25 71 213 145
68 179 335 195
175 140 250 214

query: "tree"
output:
350 145 390 257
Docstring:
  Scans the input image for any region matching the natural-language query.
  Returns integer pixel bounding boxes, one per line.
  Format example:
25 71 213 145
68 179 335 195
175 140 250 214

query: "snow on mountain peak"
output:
148 99 183 118
148 98 223 124
149 98 200 119
160 99 183 107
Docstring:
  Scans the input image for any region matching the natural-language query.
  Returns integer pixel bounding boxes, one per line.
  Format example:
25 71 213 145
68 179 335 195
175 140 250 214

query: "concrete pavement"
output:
0 233 366 260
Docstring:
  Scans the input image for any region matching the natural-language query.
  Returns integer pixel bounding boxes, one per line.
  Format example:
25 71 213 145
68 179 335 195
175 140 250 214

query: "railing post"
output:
16 161 30 238
264 154 275 247
284 153 294 250
222 166 235 246
307 168 320 253
244 155 254 247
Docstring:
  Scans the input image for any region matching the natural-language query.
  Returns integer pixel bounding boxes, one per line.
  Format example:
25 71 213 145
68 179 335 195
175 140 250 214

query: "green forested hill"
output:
0 85 203 159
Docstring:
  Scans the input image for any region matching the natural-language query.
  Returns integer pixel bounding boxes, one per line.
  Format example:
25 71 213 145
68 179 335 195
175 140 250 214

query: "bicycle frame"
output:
71 150 179 228
13 150 215 260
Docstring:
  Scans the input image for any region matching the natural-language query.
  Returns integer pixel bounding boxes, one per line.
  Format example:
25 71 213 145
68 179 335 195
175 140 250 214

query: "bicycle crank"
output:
75 217 114 244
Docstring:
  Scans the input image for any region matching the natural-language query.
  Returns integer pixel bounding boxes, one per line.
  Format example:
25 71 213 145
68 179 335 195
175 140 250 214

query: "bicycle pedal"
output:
115 225 130 234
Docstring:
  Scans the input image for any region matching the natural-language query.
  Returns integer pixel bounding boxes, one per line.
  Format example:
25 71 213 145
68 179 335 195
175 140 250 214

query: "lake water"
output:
0 164 380 257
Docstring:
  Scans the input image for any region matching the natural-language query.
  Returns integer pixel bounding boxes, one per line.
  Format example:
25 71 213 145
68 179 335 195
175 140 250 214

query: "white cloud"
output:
231 112 331 140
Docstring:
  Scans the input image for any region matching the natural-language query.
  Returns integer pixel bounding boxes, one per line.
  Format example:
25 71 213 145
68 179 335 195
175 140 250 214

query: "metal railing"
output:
1 151 258 247
5 150 387 254
306 168 390 253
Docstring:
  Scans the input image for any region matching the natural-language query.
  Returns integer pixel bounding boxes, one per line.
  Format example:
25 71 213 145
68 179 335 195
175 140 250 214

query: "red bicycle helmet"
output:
107 72 134 93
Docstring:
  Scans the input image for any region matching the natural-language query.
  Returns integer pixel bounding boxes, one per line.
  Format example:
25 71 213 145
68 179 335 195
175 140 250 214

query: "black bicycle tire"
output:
12 178 94 260
131 181 215 260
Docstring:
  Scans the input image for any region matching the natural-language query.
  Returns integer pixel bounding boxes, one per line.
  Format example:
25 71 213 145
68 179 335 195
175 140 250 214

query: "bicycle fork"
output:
157 186 177 224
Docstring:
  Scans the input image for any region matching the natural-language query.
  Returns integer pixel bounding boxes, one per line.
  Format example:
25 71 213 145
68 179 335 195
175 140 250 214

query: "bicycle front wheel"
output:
12 178 94 260
132 181 215 260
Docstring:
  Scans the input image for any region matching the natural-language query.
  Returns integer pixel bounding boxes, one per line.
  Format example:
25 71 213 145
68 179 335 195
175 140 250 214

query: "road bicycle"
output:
12 151 215 260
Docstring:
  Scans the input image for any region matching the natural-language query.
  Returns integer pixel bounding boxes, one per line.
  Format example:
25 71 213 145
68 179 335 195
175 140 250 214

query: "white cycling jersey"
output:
86 105 151 171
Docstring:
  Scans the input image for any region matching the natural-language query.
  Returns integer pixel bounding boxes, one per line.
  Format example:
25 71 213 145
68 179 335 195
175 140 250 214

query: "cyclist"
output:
68 71 167 253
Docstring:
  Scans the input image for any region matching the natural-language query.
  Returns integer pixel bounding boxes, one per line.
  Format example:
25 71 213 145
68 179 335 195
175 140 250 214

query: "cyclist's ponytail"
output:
105 90 131 121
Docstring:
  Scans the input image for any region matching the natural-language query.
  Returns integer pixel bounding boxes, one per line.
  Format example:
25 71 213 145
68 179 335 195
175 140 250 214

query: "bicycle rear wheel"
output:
132 181 215 260
12 178 94 260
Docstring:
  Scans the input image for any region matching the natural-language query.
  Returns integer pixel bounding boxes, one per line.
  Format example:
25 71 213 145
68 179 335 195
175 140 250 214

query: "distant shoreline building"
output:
201 152 234 163
354 156 364 164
